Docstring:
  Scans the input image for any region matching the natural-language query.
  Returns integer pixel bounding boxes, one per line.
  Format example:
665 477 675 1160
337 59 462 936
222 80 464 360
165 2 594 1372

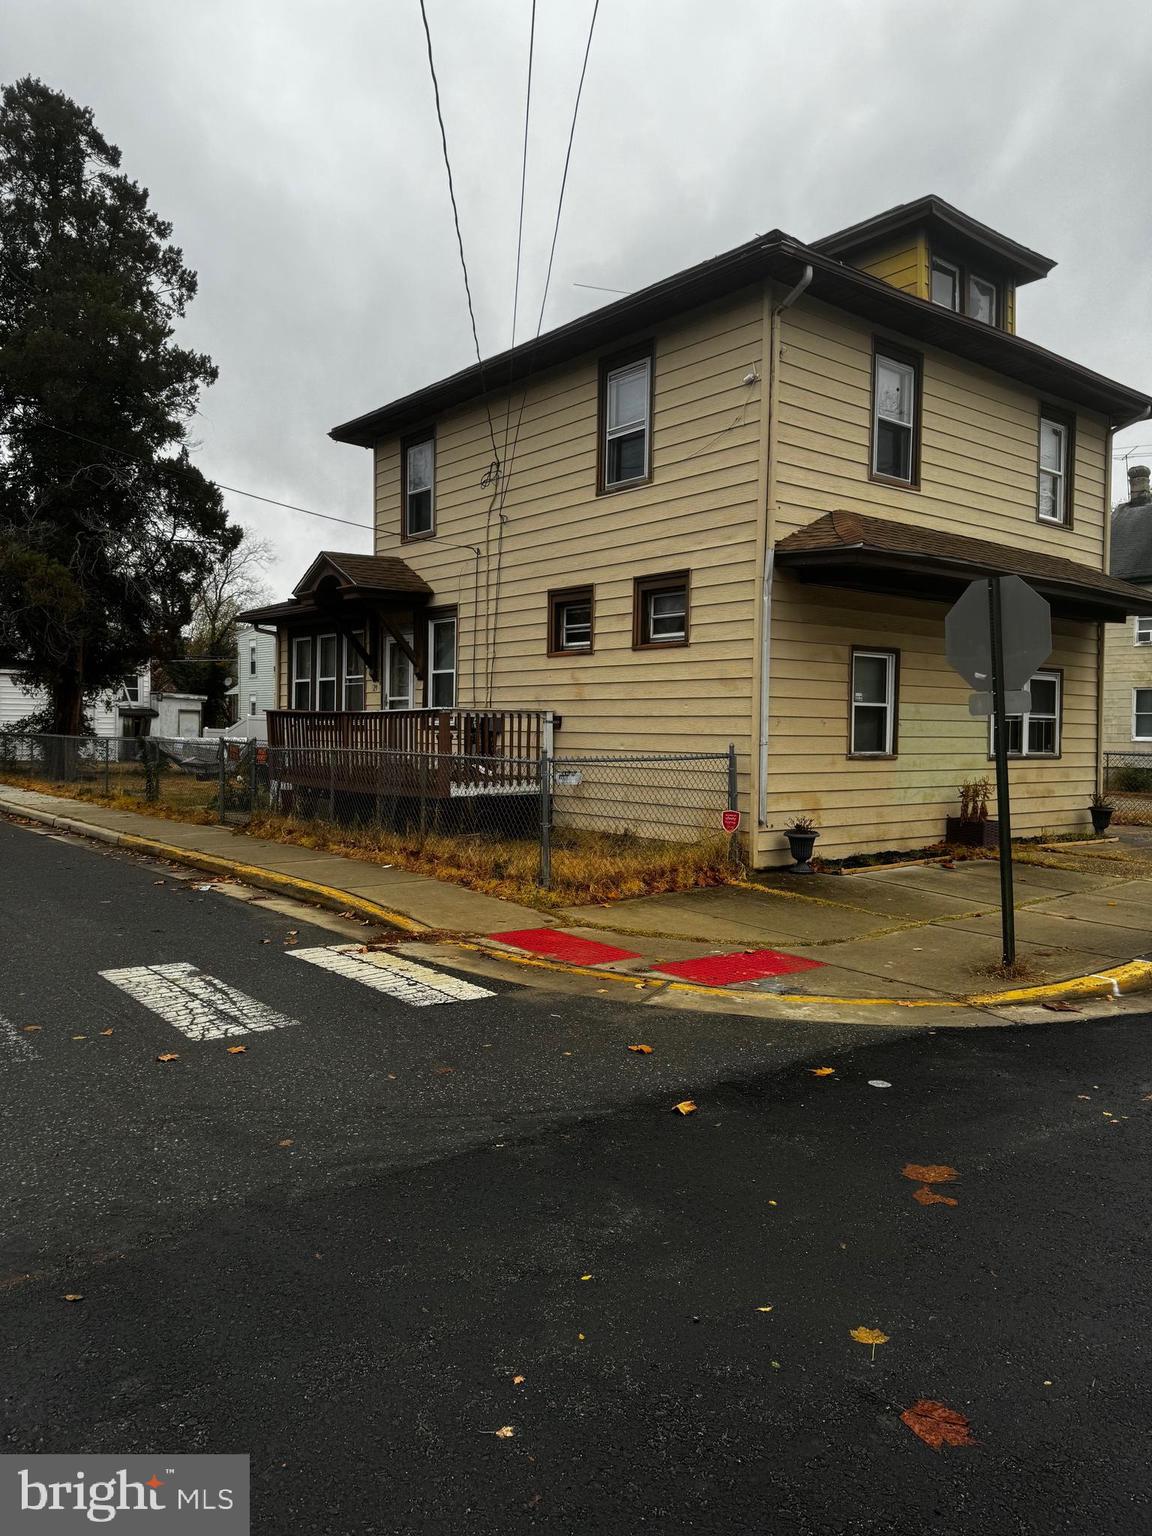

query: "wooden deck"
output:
265 708 548 799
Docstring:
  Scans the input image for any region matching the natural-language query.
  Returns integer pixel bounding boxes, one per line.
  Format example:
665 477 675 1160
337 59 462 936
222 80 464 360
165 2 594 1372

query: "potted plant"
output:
1089 791 1115 835
946 777 998 848
784 815 819 873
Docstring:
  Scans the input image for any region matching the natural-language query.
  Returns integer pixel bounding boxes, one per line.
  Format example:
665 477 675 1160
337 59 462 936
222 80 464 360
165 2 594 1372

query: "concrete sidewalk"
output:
3 783 1151 1005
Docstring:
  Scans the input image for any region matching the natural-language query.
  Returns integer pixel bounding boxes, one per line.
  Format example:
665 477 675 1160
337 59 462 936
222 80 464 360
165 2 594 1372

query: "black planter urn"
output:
785 828 819 873
1090 805 1114 834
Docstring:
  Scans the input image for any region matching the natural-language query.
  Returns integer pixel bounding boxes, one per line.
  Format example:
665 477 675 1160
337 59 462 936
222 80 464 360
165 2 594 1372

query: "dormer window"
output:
930 253 1001 327
968 274 997 326
930 257 960 311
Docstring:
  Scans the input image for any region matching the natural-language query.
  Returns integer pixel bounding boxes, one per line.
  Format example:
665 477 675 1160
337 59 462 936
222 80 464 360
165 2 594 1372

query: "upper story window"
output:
634 571 689 648
1037 407 1073 525
249 641 257 677
871 343 921 487
599 346 653 493
1136 616 1152 646
403 432 435 538
968 274 997 326
548 586 594 655
930 257 960 311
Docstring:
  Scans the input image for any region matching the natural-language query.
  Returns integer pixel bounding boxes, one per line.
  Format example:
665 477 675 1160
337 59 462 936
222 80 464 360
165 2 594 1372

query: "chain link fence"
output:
1104 751 1152 825
0 732 740 893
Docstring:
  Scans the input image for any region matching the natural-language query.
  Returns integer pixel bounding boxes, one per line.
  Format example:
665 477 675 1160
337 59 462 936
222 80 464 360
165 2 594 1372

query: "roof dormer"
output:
811 195 1056 335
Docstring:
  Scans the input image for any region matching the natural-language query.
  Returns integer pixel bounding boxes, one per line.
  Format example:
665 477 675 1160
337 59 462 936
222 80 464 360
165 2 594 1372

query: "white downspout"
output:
758 262 813 825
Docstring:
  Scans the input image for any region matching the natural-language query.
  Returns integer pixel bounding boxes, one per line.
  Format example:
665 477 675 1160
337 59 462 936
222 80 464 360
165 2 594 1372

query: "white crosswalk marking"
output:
289 945 495 1007
0 1013 35 1061
99 963 301 1040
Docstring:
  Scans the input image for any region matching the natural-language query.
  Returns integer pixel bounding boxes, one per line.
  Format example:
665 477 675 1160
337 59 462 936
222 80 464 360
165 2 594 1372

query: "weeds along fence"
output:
0 733 740 890
1104 751 1152 824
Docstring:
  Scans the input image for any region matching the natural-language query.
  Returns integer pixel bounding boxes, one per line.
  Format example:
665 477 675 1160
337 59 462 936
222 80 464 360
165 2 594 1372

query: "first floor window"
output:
428 615 457 707
316 633 338 711
872 346 919 485
992 670 1061 757
248 694 258 717
1135 615 1152 646
634 572 689 647
292 636 312 709
1038 410 1071 524
549 586 593 653
850 649 897 755
403 433 435 537
343 630 366 712
386 633 414 709
1135 689 1152 741
600 350 652 490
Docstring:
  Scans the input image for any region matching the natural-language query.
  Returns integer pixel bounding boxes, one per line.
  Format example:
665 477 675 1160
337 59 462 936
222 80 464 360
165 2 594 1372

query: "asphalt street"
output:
2 815 1152 1534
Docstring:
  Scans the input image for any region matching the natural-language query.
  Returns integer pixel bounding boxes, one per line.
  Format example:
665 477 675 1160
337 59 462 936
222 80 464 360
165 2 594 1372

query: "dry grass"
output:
974 957 1037 983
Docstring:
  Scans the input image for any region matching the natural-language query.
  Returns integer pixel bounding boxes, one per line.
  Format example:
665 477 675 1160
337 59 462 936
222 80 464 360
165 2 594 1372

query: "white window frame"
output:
291 636 313 710
428 615 457 708
316 633 338 712
1134 688 1152 742
602 356 651 489
404 435 435 538
384 633 414 710
990 669 1062 758
343 630 366 712
871 350 917 485
248 694 258 718
850 649 897 756
1038 413 1069 525
1135 615 1152 646
968 273 998 326
930 256 960 311
249 641 257 677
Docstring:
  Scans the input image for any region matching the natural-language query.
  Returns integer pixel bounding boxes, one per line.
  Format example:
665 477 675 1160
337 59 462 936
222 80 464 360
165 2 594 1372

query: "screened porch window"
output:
385 633 414 709
292 636 312 709
316 634 338 711
428 615 457 707
991 670 1061 757
343 630 366 712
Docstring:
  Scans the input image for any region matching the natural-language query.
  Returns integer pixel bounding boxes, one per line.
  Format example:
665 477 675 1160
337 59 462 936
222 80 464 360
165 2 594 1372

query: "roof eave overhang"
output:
813 198 1057 284
330 237 1151 445
776 546 1150 621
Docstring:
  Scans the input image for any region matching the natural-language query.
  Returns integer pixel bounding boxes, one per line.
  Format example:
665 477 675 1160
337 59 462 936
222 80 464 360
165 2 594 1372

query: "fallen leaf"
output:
913 1185 958 1207
278 1138 294 1147
674 1100 698 1115
810 1066 835 1077
155 1052 179 1062
1042 1000 1080 1013
71 1034 86 1041
99 1028 114 1037
770 1360 781 1369
152 879 166 885
768 1200 777 1207
1078 1094 1093 1100
577 1333 585 1341
627 1044 654 1054
850 1326 890 1346
512 1375 525 1385
337 910 357 918
259 939 271 945
63 1294 83 1303
756 1306 774 1313
868 1079 892 1088
902 1163 959 1185
226 1045 247 1055
900 1399 976 1450
494 1426 515 1439
22 1025 42 1033
1143 1093 1152 1103
580 1274 593 1281
434 1065 455 1075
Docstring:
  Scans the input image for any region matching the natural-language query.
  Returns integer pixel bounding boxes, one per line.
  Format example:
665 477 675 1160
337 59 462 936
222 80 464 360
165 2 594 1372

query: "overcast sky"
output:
7 0 1152 593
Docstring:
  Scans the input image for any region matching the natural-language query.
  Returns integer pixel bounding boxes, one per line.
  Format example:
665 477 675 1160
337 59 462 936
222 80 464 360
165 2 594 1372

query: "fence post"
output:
217 738 227 824
538 746 552 888
247 740 258 821
726 743 740 866
103 737 111 798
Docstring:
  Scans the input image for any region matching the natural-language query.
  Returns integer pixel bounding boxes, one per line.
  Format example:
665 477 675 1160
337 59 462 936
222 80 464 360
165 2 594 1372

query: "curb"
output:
5 795 1151 1013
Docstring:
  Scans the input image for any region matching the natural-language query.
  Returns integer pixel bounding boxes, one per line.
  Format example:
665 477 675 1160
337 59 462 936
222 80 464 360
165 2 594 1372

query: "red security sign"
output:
721 809 741 833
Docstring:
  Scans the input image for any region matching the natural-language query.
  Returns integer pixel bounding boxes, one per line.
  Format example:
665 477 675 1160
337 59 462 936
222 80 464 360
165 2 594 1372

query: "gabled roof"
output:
775 508 1152 620
330 210 1149 447
292 551 433 599
810 194 1056 284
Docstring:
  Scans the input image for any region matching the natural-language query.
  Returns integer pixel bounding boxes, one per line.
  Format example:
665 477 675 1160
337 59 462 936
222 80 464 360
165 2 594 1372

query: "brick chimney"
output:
1129 463 1151 505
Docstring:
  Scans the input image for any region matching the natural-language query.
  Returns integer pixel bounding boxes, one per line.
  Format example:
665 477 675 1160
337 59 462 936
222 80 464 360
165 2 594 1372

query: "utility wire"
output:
24 418 372 530
416 0 503 475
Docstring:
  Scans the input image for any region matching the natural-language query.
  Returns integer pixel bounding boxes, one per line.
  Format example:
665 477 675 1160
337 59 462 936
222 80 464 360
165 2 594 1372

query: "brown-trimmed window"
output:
1037 406 1074 526
871 343 921 487
427 612 457 706
402 431 435 538
990 670 1061 758
548 587 593 655
598 345 653 492
850 649 898 756
634 571 689 649
291 636 313 710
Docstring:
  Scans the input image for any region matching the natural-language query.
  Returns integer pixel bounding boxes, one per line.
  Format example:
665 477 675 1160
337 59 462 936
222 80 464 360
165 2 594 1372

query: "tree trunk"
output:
50 649 86 737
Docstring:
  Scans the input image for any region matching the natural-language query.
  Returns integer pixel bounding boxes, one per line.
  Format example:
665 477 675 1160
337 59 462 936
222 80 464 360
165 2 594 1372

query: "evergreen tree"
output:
0 76 238 734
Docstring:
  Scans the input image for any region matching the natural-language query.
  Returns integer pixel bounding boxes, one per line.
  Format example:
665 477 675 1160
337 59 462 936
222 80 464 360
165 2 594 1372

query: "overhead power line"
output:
416 0 503 474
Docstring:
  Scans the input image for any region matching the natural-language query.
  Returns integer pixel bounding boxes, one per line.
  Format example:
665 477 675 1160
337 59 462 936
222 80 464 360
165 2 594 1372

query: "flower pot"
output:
1089 805 1114 834
945 816 998 848
785 828 819 873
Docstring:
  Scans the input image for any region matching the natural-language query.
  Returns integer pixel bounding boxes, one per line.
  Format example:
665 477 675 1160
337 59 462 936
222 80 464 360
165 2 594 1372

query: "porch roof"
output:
774 509 1152 620
237 551 432 626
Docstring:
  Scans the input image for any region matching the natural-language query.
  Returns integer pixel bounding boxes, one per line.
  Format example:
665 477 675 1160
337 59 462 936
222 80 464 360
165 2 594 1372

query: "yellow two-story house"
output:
243 196 1152 867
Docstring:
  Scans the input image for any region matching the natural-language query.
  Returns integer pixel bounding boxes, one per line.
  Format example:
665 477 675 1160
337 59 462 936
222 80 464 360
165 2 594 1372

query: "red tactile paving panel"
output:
488 928 642 965
652 949 824 985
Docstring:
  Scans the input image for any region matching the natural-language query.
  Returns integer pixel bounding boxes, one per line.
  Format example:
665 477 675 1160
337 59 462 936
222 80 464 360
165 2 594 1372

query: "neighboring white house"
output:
226 624 277 726
0 665 205 739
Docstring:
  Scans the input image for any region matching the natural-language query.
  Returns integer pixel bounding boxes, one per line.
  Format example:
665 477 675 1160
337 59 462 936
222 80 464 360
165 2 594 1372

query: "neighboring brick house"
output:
1104 464 1152 752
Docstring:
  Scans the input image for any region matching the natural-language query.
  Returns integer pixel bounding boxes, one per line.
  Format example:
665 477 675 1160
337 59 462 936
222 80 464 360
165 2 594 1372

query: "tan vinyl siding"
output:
373 288 767 783
853 235 927 298
1102 604 1152 752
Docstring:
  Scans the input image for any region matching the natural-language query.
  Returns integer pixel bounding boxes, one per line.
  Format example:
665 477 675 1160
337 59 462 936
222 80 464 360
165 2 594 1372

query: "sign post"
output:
945 574 1052 968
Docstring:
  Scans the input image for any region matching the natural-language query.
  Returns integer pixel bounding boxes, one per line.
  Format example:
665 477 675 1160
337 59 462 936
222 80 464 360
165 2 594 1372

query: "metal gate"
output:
217 739 260 824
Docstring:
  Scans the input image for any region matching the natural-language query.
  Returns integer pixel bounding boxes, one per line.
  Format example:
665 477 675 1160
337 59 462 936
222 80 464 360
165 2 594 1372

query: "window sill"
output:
986 753 1061 762
847 752 897 761
1036 515 1071 529
597 474 652 498
547 646 595 658
401 529 436 543
868 470 920 491
633 638 689 651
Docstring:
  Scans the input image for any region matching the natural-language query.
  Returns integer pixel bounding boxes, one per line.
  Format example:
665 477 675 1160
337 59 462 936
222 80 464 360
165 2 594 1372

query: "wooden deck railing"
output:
265 708 548 798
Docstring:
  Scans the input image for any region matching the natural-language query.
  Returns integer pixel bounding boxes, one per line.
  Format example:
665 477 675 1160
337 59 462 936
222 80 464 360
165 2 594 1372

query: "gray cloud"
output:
7 0 1151 592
